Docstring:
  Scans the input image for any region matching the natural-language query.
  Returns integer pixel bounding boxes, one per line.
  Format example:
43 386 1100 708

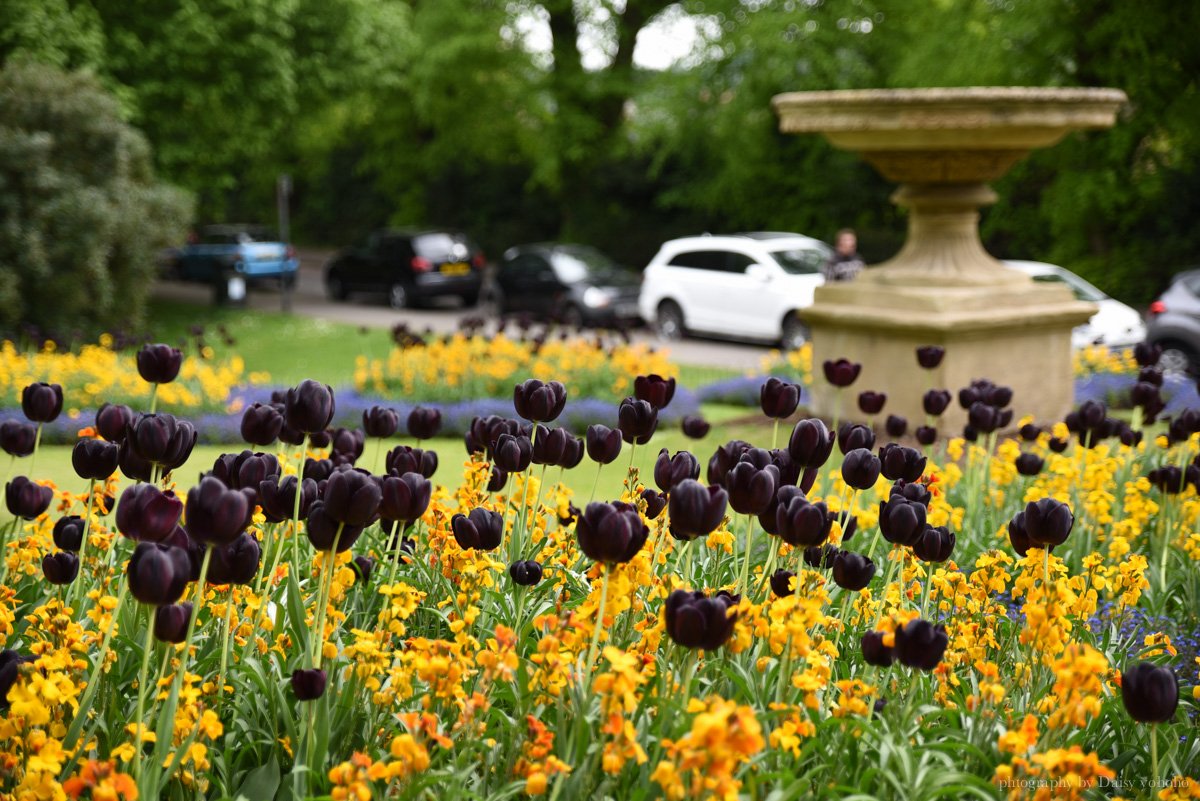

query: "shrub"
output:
0 62 191 335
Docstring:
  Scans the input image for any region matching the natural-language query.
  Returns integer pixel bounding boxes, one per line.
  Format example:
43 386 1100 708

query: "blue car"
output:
170 224 299 302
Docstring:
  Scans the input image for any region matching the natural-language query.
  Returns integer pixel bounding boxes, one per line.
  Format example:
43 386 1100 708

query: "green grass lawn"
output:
4 413 779 525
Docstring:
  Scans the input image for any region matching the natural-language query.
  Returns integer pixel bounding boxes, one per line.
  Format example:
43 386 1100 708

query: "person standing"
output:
822 228 865 282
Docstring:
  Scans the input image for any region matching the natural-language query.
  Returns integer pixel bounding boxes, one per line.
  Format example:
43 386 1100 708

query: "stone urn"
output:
771 87 1127 430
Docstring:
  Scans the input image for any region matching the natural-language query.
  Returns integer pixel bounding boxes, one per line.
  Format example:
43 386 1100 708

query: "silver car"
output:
1146 269 1200 374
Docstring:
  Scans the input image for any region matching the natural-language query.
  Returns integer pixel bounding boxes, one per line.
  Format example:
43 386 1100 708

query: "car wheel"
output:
327 275 348 301
655 301 685 341
781 313 810 351
1158 344 1196 375
388 283 409 310
562 305 584 329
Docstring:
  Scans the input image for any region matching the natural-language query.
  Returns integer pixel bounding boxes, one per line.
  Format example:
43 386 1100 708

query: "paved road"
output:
151 249 775 370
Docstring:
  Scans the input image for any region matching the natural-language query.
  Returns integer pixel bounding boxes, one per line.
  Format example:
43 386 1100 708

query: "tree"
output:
0 63 191 335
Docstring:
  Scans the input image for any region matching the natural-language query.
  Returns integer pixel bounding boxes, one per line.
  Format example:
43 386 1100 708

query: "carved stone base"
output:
803 281 1096 431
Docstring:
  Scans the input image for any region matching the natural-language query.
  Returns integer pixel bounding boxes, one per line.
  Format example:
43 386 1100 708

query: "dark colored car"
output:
1146 268 1200 374
324 229 485 309
485 243 642 327
169 224 298 302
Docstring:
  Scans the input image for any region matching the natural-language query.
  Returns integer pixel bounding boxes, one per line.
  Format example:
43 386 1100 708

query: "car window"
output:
667 250 734 272
413 232 475 261
552 248 625 283
506 255 547 276
1031 273 1105 302
727 253 759 273
770 246 830 275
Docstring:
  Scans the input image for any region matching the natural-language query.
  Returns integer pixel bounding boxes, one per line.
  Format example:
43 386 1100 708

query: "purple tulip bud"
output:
136 343 183 384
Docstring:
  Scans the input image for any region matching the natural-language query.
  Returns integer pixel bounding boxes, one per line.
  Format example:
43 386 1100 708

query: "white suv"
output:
638 232 832 350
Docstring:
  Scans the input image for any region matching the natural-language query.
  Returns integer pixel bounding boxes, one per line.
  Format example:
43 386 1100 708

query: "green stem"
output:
216 588 236 697
588 462 602 506
312 525 345 668
68 479 96 612
290 437 309 571
738 514 755 596
1150 724 1159 788
29 423 42 476
133 606 156 783
148 382 159 414
585 567 610 670
62 582 128 752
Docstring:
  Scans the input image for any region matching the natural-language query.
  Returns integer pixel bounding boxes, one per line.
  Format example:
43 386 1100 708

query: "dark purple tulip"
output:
961 425 978 443
760 377 800 419
832 509 858 541
840 448 881 491
985 385 1013 408
1048 436 1069 453
531 426 569 466
706 440 751 485
1023 498 1073 547
305 502 364 552
116 484 183 542
861 631 894 667
21 382 63 423
586 424 623 465
915 346 945 369
1018 423 1041 442
162 526 203 581
513 379 567 422
52 516 85 552
770 569 796 597
666 480 727 542
664 589 738 651
277 419 306 447
240 403 283 446
893 618 948 671
654 449 701 493
385 446 437 479
362 406 399 439
560 435 585 469
1120 427 1144 448
352 555 374 584
1133 342 1162 368
185 477 250 546
95 404 135 443
913 425 937 446
136 343 183 384
493 433 533 473
0 650 33 711
775 494 831 547
641 488 667 520
878 495 927 546
1077 400 1107 431
206 533 261 586
154 602 192 643
285 380 336 434
724 461 779 515
71 438 118 481
1130 382 1161 409
680 415 711 439
258 476 317 523
5 476 53 519
879 444 926 483
1138 367 1164 387
967 403 1000 434
884 415 907 438
822 358 861 388
758 484 802 535
0 420 36 457
126 413 197 469
487 466 508 492
1147 466 1186 495
407 407 442 440
575 501 648 564
126 541 191 605
323 469 383 527
379 472 431 524
292 668 327 700
1015 453 1044 476
890 479 931 507
1120 662 1179 723
312 431 335 450
634 374 676 410
618 398 658 444
1007 512 1035 557
922 389 952 417
837 422 875 455
788 419 835 468
509 560 543 587
857 391 887 415
210 450 280 491
42 552 79 585
912 525 955 563
451 508 504 551
804 544 839 570
832 551 875 591
330 428 365 465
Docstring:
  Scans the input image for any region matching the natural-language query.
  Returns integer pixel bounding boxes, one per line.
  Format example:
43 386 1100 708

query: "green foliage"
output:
0 62 190 335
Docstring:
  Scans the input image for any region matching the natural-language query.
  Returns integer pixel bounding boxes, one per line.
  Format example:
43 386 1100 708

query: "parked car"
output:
1145 268 1200 374
1003 260 1146 351
171 224 298 302
324 229 485 309
637 232 832 350
484 243 642 327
